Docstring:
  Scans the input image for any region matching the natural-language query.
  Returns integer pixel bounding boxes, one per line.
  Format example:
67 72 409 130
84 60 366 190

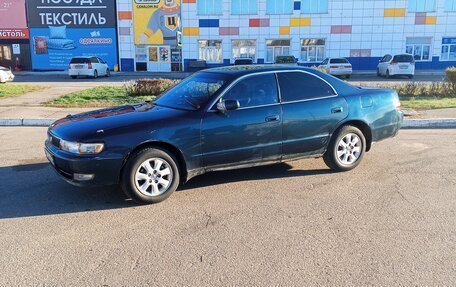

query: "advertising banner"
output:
27 0 118 70
0 0 27 28
133 0 181 46
26 0 116 28
0 29 29 40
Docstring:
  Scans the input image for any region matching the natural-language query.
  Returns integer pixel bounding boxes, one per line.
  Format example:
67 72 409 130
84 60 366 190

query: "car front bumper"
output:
44 141 124 187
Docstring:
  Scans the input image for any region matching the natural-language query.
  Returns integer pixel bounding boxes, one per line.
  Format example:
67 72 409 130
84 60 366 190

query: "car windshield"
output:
153 73 227 111
330 58 349 64
393 55 414 63
0 66 9 71
70 58 90 64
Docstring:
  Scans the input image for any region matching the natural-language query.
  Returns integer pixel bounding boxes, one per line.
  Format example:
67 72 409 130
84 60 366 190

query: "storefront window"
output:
406 38 432 61
0 46 12 61
199 40 223 63
301 39 325 62
266 39 291 62
232 40 256 60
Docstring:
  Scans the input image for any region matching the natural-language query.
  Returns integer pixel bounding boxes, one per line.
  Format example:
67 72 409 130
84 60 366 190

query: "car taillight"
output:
88 63 92 69
391 61 398 65
330 66 338 69
344 65 352 68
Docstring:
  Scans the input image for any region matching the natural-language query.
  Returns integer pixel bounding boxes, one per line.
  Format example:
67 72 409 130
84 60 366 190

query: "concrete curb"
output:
1 118 456 129
402 119 456 129
0 119 55 127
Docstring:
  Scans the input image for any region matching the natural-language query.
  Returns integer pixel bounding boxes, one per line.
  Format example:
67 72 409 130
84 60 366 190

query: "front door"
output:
277 71 348 159
201 73 282 170
147 46 171 72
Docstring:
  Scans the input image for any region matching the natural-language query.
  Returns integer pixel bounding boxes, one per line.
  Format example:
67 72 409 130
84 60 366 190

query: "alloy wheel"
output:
336 133 362 165
134 158 173 197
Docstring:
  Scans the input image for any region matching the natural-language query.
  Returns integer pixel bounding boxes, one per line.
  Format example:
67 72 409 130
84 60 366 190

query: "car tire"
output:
121 147 180 204
105 69 110 77
386 69 391 79
93 70 98 79
345 75 351 79
376 69 381 77
71 76 77 79
323 125 366 172
408 75 414 79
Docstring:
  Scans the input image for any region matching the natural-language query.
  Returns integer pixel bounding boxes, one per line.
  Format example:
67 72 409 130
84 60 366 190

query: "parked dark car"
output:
45 66 403 204
234 58 254 65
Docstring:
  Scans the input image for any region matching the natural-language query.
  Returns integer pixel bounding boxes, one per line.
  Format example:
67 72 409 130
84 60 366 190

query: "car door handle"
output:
331 107 343 114
265 115 280 122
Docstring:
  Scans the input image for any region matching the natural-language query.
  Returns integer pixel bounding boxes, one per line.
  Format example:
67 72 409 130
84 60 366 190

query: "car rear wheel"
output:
324 125 366 172
93 70 98 79
376 69 381 77
408 75 413 79
121 147 180 204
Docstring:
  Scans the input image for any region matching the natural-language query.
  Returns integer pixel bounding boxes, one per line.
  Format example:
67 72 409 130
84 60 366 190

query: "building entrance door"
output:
147 46 171 72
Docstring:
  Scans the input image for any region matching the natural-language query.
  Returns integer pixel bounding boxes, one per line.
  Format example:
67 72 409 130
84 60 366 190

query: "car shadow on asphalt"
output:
181 163 331 190
0 162 331 219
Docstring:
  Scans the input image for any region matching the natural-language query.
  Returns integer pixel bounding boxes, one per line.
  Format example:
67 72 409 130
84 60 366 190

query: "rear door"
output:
201 73 282 169
278 71 348 159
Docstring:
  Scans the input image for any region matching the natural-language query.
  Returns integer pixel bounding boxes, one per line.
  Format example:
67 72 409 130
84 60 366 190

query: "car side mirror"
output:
217 100 240 112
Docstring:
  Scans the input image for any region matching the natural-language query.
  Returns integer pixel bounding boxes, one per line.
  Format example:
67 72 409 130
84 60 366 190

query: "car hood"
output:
49 102 188 141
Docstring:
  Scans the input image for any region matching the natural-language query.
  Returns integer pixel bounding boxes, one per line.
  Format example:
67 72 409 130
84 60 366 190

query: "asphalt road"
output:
0 128 455 286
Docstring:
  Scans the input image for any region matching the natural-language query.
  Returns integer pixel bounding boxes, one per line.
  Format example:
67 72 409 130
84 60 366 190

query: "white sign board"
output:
12 44 20 54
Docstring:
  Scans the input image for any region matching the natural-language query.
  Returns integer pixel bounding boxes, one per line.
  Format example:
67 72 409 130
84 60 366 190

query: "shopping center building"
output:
116 0 456 71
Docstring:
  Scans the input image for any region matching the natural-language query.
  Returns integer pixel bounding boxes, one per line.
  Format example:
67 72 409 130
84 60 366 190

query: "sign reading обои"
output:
27 0 116 28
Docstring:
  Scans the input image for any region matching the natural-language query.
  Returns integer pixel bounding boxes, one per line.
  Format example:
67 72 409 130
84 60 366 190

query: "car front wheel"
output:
324 125 366 172
121 148 180 204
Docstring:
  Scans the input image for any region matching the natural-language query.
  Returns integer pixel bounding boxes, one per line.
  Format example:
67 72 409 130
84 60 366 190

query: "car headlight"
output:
60 139 104 154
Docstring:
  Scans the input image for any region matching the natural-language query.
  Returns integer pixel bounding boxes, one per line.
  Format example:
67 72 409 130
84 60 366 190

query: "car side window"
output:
278 72 336 102
91 57 99 63
98 58 105 64
321 58 328 65
222 74 278 108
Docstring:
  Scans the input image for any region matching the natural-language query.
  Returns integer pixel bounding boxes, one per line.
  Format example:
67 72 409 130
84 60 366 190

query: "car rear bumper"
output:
390 67 415 76
69 70 94 77
44 142 124 187
329 69 352 75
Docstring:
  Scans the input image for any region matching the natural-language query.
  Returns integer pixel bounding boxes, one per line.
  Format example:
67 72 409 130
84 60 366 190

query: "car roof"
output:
203 65 315 76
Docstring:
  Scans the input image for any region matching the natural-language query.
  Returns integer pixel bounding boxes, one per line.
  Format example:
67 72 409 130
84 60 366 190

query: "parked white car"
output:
0 66 14 83
319 58 353 78
377 54 415 79
69 56 110 79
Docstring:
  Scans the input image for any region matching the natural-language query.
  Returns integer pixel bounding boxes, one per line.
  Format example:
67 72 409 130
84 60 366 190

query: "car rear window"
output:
330 58 349 64
393 55 414 63
70 58 90 64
